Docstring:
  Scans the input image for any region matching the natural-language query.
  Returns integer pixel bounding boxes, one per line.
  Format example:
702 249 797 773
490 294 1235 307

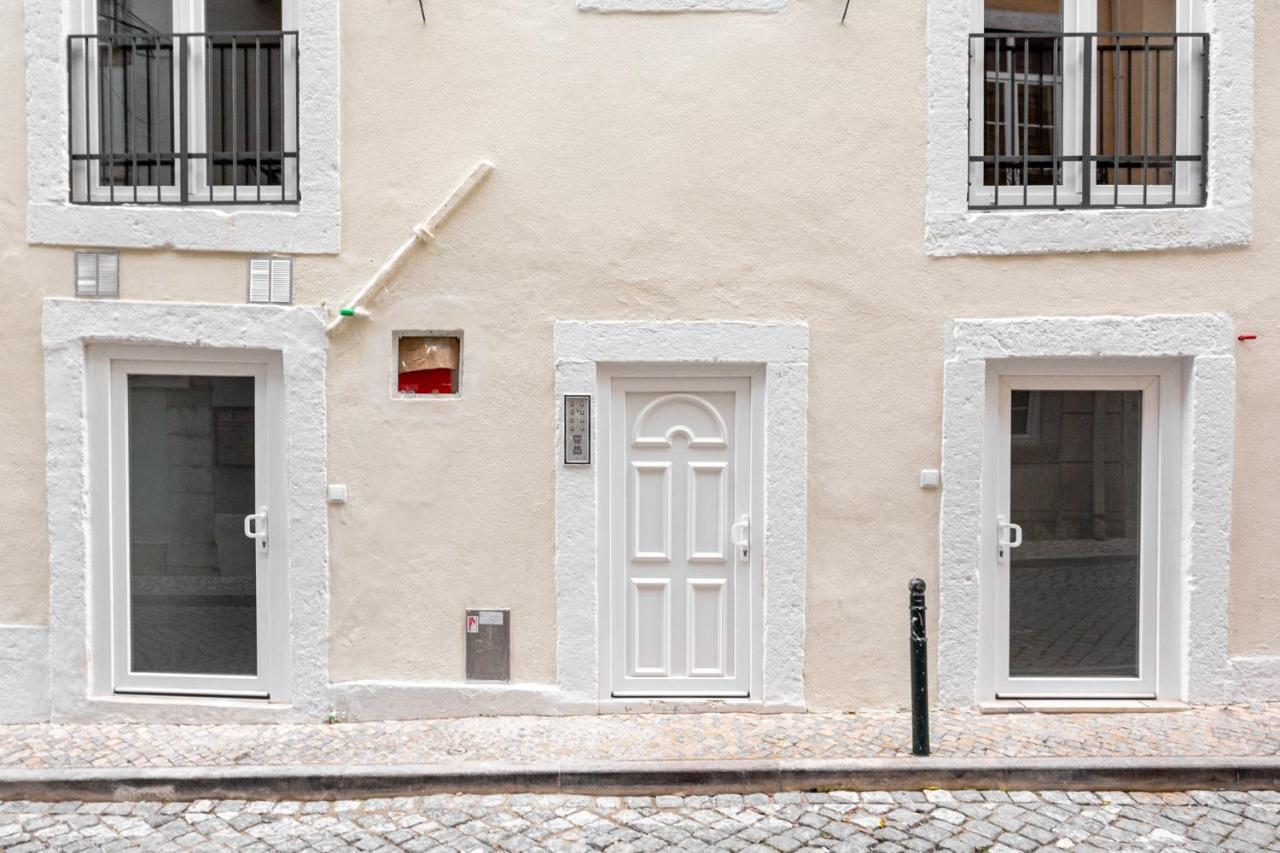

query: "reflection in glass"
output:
127 375 257 676
1008 390 1142 679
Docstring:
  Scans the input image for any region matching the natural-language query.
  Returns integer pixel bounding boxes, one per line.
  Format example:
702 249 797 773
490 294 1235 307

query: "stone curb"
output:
1 757 1279 801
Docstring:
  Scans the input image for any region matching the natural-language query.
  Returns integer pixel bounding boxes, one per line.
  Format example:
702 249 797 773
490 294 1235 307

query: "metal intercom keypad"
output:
564 394 590 464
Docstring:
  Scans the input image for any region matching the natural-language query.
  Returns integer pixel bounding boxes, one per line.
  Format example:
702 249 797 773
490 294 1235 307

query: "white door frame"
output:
980 358 1182 700
597 364 765 701
88 344 289 700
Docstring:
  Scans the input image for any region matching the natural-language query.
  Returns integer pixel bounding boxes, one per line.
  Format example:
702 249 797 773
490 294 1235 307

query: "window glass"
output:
98 0 172 34
206 0 282 31
984 0 1062 34
1096 0 1173 33
1008 390 1143 679
206 0 286 187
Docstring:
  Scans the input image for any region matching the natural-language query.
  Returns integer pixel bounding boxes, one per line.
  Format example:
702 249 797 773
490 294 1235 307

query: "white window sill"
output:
925 203 1252 258
27 201 340 255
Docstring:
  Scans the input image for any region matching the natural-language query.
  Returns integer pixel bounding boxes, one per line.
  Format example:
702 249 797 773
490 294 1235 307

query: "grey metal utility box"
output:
465 609 510 682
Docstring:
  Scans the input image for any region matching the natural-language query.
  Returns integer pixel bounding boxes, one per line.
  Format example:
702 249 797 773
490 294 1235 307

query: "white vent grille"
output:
74 252 119 298
248 257 293 304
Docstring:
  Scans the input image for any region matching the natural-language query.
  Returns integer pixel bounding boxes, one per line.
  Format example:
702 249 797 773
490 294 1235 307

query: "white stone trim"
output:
23 0 341 254
1230 656 1280 703
0 625 51 723
42 298 330 722
924 0 1254 256
936 314 1247 706
554 321 809 709
579 0 784 11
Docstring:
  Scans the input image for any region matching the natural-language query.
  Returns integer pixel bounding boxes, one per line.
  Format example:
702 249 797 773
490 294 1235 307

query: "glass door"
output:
994 375 1159 698
109 358 271 697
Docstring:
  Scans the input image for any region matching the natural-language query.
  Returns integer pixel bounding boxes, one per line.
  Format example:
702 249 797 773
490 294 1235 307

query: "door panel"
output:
110 359 271 697
995 376 1158 698
609 376 754 697
126 374 259 677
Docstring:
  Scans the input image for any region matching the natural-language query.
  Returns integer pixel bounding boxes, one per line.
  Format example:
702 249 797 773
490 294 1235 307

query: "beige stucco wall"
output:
2 0 1277 710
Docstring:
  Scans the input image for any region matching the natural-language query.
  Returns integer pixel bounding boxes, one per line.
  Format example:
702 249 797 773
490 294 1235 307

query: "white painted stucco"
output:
0 625 50 722
1 0 1277 722
40 298 330 722
934 314 1277 706
554 321 809 710
23 0 341 254
924 0 1254 256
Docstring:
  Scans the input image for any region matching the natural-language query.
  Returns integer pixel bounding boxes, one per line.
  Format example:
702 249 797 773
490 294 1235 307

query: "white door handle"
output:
997 515 1022 558
244 506 268 553
729 514 750 561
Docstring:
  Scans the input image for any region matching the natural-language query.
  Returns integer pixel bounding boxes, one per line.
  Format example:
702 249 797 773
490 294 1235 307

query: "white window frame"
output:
989 367 1179 700
69 0 299 206
25 0 339 253
91 345 288 700
925 0 1252 256
103 351 281 698
968 0 1205 210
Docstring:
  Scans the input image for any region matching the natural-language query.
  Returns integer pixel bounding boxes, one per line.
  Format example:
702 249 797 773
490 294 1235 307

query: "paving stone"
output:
1 790 1278 850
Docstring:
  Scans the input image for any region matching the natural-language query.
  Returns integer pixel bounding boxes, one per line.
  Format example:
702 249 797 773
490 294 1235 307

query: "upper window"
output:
68 0 299 205
969 0 1207 210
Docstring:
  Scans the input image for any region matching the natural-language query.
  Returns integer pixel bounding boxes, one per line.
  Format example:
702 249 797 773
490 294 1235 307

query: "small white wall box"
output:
465 609 510 682
74 251 119 298
248 257 293 304
327 484 348 504
920 469 941 489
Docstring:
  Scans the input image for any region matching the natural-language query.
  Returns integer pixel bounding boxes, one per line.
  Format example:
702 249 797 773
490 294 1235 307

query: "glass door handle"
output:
997 515 1022 558
243 507 268 553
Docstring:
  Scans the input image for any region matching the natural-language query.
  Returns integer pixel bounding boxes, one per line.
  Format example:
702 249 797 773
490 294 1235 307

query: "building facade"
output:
0 0 1276 723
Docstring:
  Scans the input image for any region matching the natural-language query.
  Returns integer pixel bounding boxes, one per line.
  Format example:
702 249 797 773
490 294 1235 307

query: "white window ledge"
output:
579 0 784 11
924 0 1254 257
23 1 341 254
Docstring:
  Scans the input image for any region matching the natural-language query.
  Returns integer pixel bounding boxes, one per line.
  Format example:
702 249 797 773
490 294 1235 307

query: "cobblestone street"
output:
3 789 1279 852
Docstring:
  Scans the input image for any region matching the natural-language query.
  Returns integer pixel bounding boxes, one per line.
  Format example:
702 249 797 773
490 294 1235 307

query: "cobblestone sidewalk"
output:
0 704 1277 770
3 789 1279 852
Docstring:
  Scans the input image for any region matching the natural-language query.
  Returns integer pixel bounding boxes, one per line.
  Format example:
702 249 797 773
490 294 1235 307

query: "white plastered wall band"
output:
936 313 1278 706
924 0 1254 256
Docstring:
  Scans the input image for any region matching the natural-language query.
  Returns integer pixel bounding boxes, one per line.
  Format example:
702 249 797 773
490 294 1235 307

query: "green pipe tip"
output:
339 308 356 316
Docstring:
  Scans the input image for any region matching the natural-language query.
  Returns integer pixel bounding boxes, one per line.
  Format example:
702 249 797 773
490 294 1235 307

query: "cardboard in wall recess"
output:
399 336 460 373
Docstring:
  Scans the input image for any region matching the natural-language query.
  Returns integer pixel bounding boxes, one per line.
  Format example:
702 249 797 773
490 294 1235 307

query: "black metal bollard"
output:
909 578 931 756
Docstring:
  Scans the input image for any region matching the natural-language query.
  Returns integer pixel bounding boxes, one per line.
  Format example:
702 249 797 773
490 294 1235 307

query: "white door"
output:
993 373 1165 698
605 374 758 698
106 355 277 698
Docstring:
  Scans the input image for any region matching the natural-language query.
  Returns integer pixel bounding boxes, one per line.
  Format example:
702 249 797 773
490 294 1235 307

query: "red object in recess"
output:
1238 334 1258 342
398 368 454 394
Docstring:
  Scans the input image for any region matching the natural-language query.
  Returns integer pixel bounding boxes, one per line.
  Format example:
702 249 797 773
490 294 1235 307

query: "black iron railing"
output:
968 31 1208 209
68 31 299 205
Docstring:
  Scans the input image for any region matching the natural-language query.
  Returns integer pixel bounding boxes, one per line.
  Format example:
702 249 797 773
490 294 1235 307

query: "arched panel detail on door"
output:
632 393 729 448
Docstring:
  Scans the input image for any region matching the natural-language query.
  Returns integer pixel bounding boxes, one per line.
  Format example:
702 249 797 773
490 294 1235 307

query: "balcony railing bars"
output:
68 31 299 205
968 31 1208 210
